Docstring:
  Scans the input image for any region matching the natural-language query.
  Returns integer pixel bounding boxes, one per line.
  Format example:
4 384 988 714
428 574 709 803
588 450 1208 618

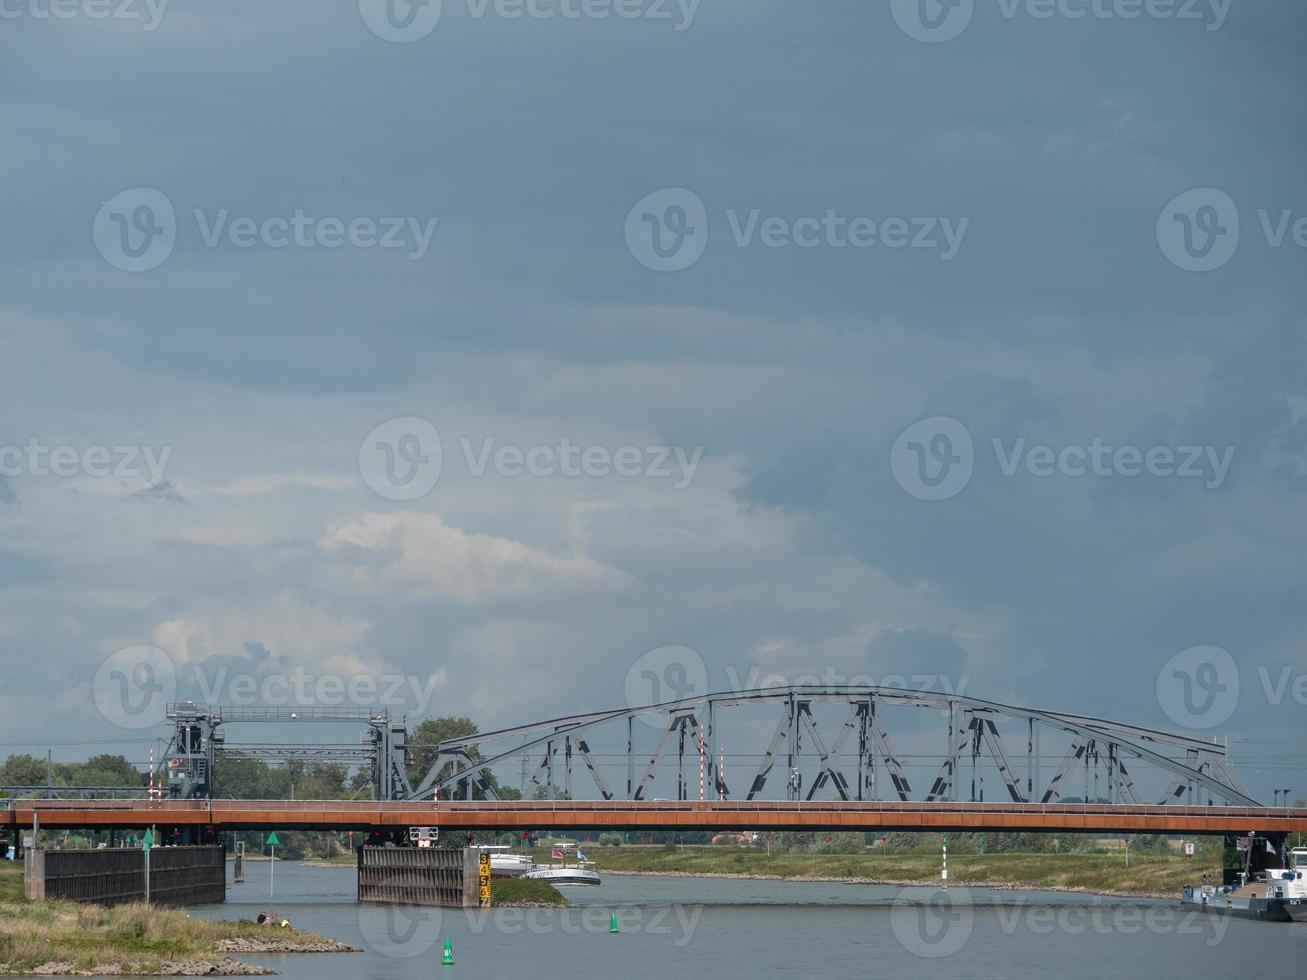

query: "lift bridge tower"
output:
161 702 413 801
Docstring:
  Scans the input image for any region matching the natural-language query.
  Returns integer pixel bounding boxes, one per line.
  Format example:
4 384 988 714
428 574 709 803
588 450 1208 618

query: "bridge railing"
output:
9 799 1301 819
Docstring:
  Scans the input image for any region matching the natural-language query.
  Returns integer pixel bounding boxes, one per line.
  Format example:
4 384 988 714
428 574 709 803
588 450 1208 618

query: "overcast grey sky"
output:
1 1 1304 798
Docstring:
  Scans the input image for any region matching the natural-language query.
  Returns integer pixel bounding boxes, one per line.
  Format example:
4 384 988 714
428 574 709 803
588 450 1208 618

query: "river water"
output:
188 861 1307 979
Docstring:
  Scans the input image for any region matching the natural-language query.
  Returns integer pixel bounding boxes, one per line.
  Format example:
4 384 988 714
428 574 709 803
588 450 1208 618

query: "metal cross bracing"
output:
159 702 412 801
413 685 1259 808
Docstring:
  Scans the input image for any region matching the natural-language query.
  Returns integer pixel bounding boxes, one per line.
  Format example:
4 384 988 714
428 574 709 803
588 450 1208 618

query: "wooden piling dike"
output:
23 846 225 906
357 846 481 908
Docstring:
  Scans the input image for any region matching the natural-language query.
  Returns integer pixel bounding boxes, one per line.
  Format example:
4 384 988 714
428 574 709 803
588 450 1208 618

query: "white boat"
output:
476 845 534 879
521 844 602 886
522 864 602 886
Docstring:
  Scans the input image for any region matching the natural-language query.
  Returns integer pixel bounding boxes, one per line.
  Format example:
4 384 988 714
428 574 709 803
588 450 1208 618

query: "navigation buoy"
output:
610 912 619 934
442 938 454 966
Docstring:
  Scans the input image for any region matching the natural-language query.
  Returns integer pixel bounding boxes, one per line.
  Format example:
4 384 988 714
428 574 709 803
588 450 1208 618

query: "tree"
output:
66 755 141 787
407 717 504 799
295 764 349 800
407 717 478 787
0 753 47 788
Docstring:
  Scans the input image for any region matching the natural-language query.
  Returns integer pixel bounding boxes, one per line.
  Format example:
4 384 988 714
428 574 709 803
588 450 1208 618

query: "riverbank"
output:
0 863 358 975
300 857 353 869
568 847 1221 899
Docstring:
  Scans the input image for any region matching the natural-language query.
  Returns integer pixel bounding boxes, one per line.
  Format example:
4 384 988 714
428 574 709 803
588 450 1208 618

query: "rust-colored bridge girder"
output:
6 800 1306 836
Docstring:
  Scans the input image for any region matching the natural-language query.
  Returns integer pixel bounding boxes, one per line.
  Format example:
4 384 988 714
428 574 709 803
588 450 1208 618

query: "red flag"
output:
551 849 565 859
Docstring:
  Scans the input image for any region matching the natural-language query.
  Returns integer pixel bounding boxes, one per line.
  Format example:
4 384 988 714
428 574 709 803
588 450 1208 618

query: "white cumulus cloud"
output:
321 511 629 603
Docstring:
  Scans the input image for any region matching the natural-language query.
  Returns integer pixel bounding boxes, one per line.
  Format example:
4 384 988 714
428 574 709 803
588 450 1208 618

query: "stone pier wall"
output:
357 846 481 907
24 846 225 906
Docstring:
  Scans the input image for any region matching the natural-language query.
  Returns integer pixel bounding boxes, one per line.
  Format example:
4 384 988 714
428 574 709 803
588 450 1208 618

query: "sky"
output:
0 1 1304 801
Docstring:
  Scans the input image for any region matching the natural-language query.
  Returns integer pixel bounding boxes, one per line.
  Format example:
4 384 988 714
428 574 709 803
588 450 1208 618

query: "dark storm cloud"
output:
0 0 1303 801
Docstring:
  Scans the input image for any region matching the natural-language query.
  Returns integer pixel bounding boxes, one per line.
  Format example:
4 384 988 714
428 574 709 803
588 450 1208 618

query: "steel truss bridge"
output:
12 684 1299 837
411 685 1259 810
4 685 1305 841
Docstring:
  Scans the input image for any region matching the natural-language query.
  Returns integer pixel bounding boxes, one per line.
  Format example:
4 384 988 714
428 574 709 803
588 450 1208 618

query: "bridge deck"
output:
5 801 1306 836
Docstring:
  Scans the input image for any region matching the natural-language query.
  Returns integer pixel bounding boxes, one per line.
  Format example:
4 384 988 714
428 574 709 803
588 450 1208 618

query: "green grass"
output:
490 877 570 907
0 861 336 974
0 863 23 905
567 846 1221 897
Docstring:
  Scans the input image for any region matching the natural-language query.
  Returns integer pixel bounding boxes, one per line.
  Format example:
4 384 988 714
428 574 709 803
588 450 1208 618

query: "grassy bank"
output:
301 854 356 868
569 846 1220 898
490 877 570 907
0 862 354 975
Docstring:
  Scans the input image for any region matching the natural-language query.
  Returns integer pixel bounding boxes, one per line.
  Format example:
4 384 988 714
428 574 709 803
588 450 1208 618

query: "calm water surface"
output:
188 860 1307 979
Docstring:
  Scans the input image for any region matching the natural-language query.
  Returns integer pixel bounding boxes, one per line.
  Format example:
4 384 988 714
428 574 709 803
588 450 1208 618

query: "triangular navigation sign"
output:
266 831 280 847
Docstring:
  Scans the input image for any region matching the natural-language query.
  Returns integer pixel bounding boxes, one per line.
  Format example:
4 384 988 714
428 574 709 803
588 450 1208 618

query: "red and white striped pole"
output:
719 745 725 801
698 725 705 803
148 745 155 802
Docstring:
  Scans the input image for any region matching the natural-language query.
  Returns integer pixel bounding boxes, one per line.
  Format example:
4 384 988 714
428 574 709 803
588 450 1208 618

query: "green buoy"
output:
610 912 619 934
442 938 454 966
